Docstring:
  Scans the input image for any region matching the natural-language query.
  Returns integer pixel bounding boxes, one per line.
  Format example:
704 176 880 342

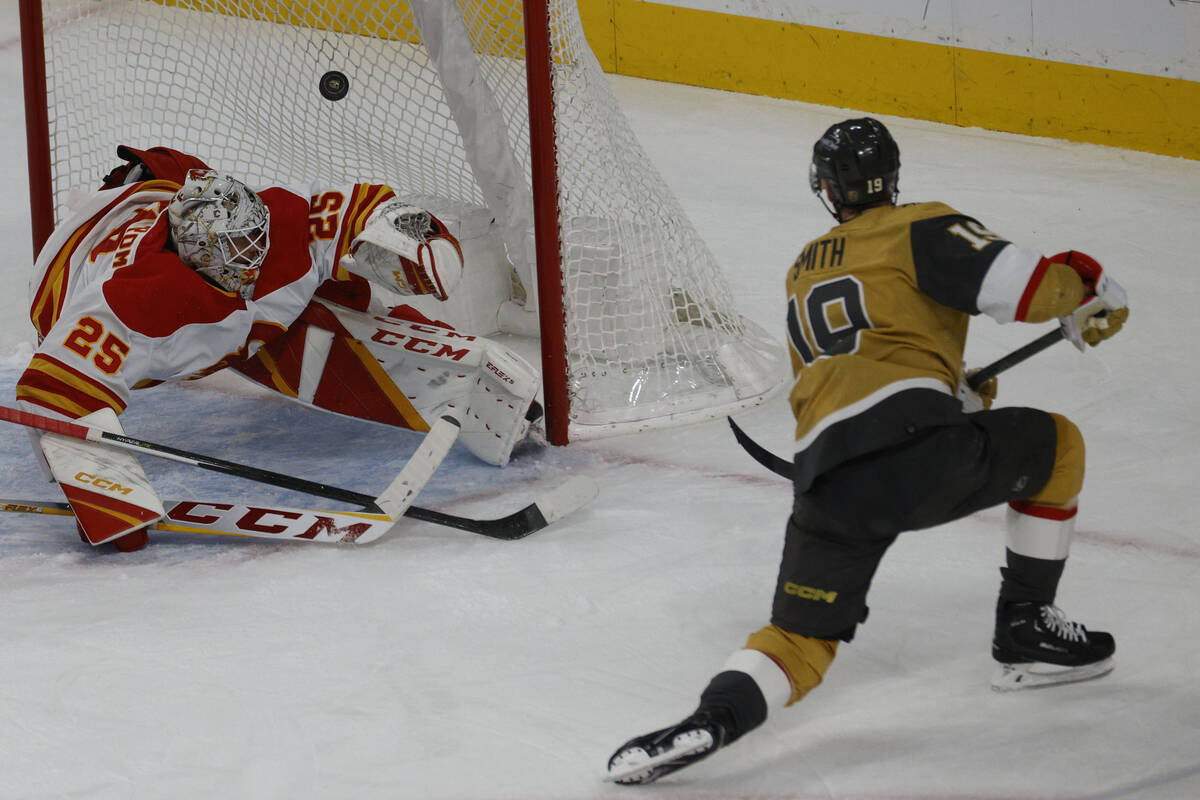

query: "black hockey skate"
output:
991 600 1115 691
606 708 731 785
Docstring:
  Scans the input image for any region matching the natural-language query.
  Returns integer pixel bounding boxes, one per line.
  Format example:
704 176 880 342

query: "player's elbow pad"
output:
1020 260 1087 323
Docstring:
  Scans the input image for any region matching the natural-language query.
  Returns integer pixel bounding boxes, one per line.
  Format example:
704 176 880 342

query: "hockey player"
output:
605 118 1130 784
17 146 543 552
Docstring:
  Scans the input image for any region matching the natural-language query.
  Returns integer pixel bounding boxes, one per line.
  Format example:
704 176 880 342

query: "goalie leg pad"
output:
241 300 539 466
36 408 163 548
460 343 542 467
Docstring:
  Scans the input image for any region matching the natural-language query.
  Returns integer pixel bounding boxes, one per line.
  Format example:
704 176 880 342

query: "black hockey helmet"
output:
809 118 900 217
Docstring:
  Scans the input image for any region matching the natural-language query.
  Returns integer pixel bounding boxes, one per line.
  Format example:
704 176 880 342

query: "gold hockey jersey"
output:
786 201 1050 490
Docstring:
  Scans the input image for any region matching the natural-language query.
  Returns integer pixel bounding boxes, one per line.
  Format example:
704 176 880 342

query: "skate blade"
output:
990 657 1114 692
605 730 713 784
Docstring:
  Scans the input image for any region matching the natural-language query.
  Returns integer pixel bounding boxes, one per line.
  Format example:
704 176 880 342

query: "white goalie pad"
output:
460 343 542 467
36 408 164 544
300 300 541 466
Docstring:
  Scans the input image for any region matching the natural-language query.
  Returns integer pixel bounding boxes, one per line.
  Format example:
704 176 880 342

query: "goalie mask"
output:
810 117 900 218
168 170 270 299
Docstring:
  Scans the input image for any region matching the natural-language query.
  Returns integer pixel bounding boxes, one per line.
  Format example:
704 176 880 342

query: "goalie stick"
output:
0 405 597 540
0 404 459 525
0 474 598 543
730 327 1068 479
2 497 403 543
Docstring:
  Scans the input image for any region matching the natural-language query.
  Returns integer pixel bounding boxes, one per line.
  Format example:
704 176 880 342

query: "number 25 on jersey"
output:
63 316 129 375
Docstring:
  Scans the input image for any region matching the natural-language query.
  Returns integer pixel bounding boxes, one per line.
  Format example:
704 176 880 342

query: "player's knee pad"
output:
1005 413 1083 560
743 624 838 706
1026 412 1084 506
460 343 542 467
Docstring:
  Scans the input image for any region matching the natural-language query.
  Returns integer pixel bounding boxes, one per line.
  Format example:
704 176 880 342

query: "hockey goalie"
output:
16 146 544 552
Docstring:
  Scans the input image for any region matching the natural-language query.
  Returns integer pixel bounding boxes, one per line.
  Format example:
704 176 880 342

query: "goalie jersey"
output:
787 201 1051 490
19 178 396 420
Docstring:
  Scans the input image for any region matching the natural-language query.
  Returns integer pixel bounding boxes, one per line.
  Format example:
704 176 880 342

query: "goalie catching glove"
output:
1051 250 1129 351
339 202 464 300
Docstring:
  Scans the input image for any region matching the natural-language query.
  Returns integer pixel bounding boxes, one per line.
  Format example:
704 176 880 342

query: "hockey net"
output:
20 0 784 443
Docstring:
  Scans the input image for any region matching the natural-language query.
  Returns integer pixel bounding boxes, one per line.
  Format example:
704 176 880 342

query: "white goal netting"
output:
28 0 784 438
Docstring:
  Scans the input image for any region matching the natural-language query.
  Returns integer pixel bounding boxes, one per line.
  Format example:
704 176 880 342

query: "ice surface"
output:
1 4 1198 797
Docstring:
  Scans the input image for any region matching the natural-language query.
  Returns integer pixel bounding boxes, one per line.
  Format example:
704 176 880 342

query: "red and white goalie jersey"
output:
21 177 402 416
17 154 542 550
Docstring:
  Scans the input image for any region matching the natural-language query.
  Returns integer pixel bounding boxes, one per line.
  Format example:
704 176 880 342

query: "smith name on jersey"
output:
786 201 1053 490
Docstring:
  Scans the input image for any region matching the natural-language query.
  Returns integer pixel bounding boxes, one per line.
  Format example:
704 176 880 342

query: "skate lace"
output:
1039 604 1086 642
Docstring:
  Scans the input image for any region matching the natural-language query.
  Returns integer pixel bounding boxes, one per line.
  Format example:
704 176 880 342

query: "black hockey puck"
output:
319 70 349 101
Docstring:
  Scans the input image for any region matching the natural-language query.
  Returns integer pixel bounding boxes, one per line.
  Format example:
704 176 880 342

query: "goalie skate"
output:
605 711 726 785
990 601 1115 692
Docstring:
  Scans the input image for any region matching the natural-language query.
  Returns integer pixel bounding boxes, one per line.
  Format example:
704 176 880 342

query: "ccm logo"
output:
783 582 838 603
166 502 375 542
369 329 470 361
74 471 134 496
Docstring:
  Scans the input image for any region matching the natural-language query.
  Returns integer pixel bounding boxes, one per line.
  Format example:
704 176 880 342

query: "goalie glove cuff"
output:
340 203 463 300
411 235 464 300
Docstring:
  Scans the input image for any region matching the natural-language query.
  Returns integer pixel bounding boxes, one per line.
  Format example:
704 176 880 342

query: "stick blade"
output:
395 474 598 540
534 475 598 527
492 474 599 541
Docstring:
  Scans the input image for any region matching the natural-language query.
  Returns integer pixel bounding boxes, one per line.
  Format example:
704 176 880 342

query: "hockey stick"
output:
730 327 1069 479
402 475 598 539
966 327 1064 390
0 475 598 542
2 497 400 543
0 404 456 524
0 405 596 539
728 416 792 479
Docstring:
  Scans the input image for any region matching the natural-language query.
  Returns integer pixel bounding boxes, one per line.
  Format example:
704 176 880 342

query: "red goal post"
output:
20 0 783 445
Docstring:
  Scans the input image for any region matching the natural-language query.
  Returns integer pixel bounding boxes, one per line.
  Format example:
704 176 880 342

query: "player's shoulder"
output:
102 253 247 337
60 180 179 227
257 184 314 213
892 200 963 222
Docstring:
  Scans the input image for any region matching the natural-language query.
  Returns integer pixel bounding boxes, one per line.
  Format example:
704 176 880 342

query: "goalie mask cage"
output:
20 0 784 444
